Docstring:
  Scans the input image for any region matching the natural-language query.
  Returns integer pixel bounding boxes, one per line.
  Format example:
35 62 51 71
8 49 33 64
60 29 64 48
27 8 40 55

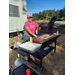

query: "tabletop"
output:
32 34 58 44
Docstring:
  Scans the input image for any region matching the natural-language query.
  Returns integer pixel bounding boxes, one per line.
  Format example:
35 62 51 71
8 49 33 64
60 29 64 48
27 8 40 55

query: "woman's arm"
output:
36 26 39 30
25 27 34 36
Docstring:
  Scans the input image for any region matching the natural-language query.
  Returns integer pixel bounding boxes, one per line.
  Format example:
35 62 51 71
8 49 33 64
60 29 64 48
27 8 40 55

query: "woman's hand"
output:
49 34 52 35
36 26 39 30
36 30 38 35
33 34 37 38
53 26 55 28
35 26 39 35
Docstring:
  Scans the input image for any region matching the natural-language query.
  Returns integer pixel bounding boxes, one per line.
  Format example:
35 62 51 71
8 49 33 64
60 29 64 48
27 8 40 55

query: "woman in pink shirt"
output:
24 13 39 41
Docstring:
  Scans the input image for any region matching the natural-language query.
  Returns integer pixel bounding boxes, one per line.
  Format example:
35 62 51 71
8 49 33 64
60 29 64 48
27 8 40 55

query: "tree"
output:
59 7 65 18
32 7 65 20
42 10 46 19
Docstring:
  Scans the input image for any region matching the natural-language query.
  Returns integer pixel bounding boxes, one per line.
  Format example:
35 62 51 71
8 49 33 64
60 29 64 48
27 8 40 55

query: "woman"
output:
46 17 56 35
24 13 39 41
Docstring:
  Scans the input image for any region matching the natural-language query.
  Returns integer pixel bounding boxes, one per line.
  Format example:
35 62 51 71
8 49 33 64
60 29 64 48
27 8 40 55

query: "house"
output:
9 0 27 33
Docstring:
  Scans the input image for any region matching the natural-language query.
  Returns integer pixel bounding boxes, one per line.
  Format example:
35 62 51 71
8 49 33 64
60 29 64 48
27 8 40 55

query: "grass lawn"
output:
54 25 65 29
40 25 65 30
55 26 65 29
35 20 65 25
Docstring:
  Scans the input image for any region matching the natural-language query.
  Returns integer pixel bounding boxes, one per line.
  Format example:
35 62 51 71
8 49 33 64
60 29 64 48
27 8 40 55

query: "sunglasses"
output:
28 17 33 19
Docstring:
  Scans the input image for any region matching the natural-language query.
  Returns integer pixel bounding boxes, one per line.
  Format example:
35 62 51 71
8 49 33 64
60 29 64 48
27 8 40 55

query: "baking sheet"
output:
18 41 42 53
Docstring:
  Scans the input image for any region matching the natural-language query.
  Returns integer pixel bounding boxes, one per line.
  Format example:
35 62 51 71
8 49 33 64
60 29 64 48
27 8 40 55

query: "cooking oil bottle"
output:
56 30 59 35
30 37 33 43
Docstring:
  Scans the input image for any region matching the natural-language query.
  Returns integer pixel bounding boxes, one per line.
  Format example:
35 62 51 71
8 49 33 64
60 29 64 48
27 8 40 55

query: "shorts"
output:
24 35 30 42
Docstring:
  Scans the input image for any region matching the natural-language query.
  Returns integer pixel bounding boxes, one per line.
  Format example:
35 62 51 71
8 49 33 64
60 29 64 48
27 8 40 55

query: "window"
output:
9 4 20 17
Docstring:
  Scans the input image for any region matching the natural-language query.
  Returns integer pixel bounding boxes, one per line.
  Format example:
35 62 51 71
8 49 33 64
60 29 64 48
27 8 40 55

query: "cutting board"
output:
32 34 56 44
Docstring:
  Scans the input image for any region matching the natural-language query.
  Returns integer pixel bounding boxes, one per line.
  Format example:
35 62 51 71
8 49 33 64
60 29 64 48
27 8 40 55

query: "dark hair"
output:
51 17 56 21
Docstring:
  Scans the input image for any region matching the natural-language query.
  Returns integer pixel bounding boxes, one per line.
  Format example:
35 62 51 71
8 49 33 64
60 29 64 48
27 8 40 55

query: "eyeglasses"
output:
28 17 33 19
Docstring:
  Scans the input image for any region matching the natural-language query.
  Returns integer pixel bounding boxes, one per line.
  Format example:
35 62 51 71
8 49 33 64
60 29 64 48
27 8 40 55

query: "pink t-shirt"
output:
24 21 38 37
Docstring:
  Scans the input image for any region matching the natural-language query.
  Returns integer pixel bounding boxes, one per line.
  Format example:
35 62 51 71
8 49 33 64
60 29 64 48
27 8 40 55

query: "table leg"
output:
40 48 42 67
28 53 30 62
40 48 44 71
54 39 56 56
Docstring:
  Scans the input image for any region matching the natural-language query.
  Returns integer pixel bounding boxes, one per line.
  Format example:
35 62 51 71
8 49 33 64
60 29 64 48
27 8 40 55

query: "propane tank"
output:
14 54 26 68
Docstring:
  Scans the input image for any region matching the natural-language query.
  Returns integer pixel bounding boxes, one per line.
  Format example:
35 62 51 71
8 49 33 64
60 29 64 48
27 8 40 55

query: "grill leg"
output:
54 39 56 56
28 53 30 62
40 48 42 67
40 48 44 71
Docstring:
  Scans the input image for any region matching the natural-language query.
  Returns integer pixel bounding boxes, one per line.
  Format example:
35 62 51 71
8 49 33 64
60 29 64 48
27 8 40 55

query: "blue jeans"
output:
24 35 30 42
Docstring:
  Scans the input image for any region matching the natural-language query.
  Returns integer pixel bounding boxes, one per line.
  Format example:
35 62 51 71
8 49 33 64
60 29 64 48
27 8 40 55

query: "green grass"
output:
54 26 65 29
35 20 65 30
55 21 65 24
35 20 65 25
40 25 65 30
41 26 65 30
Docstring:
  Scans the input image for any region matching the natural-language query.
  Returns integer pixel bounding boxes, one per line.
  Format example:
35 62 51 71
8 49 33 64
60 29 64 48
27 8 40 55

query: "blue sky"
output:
27 0 65 14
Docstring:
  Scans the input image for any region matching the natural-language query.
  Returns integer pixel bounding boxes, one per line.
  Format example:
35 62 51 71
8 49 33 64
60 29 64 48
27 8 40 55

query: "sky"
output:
27 0 65 14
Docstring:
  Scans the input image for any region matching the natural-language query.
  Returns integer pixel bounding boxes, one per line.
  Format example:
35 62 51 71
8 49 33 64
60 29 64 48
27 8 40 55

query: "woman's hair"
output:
51 17 56 21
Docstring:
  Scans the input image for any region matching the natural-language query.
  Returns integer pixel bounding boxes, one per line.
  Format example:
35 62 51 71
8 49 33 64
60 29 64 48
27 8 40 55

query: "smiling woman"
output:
24 13 39 41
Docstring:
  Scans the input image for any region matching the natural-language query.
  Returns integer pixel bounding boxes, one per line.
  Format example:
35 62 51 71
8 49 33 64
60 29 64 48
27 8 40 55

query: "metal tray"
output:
18 41 42 53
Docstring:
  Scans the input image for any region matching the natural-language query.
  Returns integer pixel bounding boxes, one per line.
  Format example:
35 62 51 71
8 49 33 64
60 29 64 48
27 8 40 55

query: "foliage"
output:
32 7 65 21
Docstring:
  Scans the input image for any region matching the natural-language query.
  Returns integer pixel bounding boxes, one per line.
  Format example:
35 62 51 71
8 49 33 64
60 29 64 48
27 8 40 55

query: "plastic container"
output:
18 41 42 53
14 41 17 48
44 46 50 50
56 30 59 35
14 40 23 48
53 33 57 35
56 30 60 36
30 37 33 43
26 69 31 75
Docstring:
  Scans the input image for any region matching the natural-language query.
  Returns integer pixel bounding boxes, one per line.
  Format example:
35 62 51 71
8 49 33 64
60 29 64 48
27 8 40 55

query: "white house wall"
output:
9 0 27 33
